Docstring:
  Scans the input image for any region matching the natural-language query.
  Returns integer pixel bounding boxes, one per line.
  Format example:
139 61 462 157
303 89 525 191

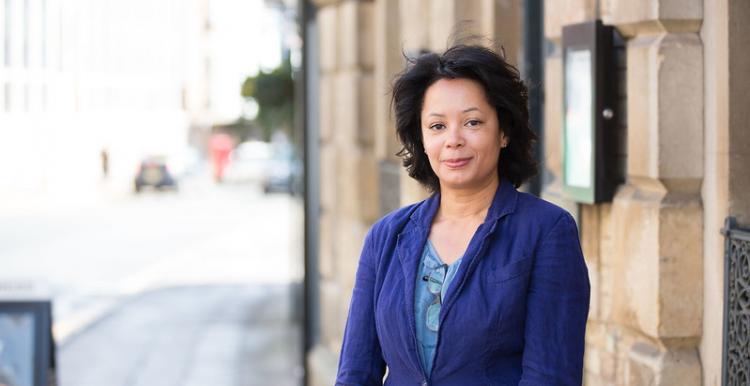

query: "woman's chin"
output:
438 175 476 190
437 171 499 191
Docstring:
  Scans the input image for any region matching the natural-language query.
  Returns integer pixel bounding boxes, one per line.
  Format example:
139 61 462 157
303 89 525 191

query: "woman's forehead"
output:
422 78 491 114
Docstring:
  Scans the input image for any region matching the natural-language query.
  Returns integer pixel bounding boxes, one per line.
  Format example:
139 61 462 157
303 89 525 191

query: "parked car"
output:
223 140 273 184
133 156 178 193
262 146 302 195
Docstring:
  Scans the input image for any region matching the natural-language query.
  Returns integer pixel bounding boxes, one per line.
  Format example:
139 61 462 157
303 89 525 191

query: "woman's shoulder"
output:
368 199 425 239
357 199 428 262
513 190 577 230
502 191 581 252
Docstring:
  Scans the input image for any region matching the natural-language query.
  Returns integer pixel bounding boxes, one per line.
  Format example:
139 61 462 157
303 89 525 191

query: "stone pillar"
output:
545 0 705 384
308 1 377 386
605 0 704 384
374 0 404 215
700 0 750 384
488 0 522 67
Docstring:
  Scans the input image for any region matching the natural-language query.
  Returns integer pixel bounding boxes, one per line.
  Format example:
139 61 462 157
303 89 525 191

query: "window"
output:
4 0 11 66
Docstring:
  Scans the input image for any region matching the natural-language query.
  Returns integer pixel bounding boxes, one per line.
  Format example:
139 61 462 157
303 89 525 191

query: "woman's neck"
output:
436 177 499 222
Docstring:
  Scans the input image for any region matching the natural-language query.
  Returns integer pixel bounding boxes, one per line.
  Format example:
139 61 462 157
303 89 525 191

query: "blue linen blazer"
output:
336 180 591 386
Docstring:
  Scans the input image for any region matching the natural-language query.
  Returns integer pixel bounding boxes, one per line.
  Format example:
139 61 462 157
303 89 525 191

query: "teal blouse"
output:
414 240 463 376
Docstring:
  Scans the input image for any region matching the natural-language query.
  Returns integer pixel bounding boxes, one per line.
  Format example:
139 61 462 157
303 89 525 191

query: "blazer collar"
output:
408 177 519 230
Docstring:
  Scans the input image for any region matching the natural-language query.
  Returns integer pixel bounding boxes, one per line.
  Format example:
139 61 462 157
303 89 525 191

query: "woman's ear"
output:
500 132 509 148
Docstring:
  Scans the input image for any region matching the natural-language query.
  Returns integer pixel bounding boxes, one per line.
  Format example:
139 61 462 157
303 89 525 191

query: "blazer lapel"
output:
395 194 439 376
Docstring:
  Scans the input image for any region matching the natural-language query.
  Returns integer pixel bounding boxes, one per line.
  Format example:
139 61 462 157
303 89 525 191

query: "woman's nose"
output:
445 125 464 148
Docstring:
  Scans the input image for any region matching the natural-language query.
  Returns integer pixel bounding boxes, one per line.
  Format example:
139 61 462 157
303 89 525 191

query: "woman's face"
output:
420 78 507 191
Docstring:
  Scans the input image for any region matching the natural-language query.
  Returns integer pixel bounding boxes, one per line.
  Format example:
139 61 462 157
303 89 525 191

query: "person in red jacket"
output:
209 133 233 183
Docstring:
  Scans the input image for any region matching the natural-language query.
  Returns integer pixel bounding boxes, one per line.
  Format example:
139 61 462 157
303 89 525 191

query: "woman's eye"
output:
429 123 445 131
466 119 482 127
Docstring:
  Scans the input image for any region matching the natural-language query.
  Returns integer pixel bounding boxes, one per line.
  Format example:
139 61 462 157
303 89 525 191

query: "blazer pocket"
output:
487 256 533 283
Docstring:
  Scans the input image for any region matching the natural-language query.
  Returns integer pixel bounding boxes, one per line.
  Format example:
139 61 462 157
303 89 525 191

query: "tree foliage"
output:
241 59 294 140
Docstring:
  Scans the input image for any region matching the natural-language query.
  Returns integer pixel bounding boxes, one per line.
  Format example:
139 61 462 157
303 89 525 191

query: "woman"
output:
336 44 590 386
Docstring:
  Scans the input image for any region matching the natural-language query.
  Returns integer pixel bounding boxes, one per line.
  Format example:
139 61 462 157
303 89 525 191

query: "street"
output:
0 173 304 385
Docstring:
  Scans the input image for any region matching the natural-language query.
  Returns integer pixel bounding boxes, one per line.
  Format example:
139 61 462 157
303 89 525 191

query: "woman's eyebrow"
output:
427 107 480 117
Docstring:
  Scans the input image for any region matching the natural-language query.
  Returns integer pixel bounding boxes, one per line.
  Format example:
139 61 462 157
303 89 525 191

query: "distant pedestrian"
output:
100 148 109 179
209 133 233 183
336 44 590 385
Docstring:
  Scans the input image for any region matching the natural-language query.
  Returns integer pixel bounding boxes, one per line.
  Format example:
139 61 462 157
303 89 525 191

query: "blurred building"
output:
0 0 285 204
0 0 206 202
301 0 750 385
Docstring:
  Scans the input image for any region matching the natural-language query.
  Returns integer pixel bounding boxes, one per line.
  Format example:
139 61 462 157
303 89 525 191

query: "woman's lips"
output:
442 157 472 169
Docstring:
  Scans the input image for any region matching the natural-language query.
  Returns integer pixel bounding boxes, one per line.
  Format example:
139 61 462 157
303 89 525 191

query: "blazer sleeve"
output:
335 229 387 386
519 212 591 386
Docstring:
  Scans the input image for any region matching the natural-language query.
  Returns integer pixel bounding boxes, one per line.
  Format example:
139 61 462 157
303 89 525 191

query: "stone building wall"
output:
308 1 378 384
543 0 749 385
545 0 707 384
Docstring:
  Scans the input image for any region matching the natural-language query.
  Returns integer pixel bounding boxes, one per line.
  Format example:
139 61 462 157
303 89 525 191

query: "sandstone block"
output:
489 0 522 66
336 217 369 292
611 181 664 336
400 0 429 53
338 149 380 222
580 205 601 321
544 0 597 41
319 74 335 142
583 321 606 379
318 211 336 280
320 280 344 349
611 180 703 339
339 0 375 70
399 167 429 205
333 71 358 146
318 5 338 73
626 342 701 386
428 0 457 52
358 151 381 222
307 344 339 386
432 0 496 51
655 34 704 180
627 33 703 180
602 0 702 35
656 192 703 338
581 204 600 263
311 0 343 7
625 35 658 178
543 51 563 178
320 144 338 212
358 73 375 146
374 0 403 162
598 203 616 322
379 159 403 216
334 70 375 147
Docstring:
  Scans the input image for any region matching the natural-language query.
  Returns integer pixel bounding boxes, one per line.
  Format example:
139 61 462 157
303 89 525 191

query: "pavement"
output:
58 283 303 386
0 171 305 385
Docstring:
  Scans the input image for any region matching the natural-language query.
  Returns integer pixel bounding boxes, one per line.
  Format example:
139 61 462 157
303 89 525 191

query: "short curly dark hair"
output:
392 44 538 192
